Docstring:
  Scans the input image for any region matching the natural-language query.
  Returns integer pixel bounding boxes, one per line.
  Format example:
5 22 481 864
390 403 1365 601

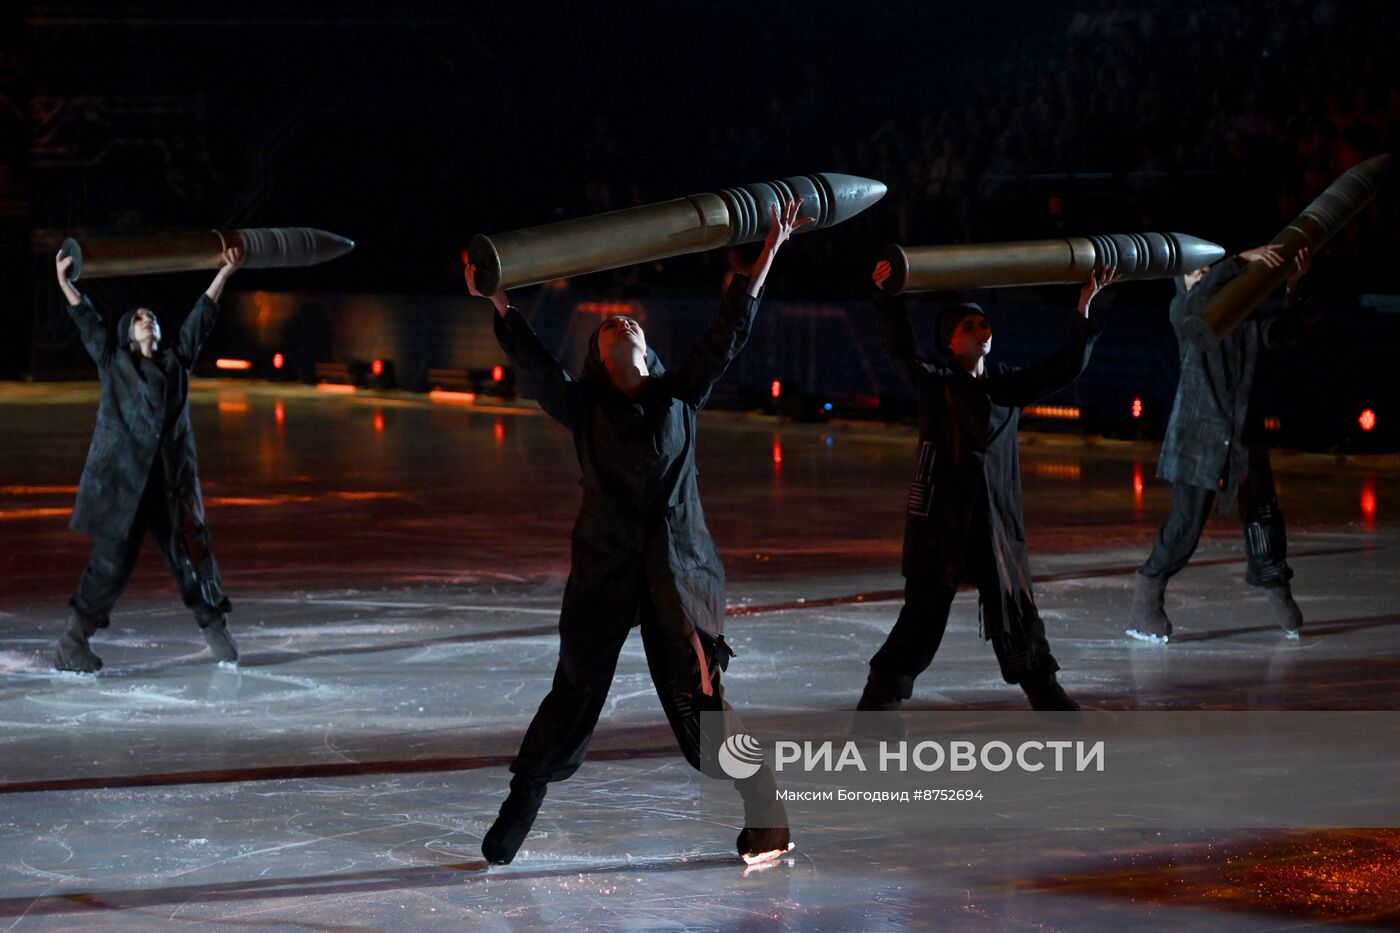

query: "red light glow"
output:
1131 396 1143 419
373 410 385 433
1361 478 1376 526
1358 409 1376 432
371 359 384 377
272 353 284 370
494 420 505 445
492 365 504 383
577 302 637 315
771 380 782 400
215 358 252 371
1023 404 1080 420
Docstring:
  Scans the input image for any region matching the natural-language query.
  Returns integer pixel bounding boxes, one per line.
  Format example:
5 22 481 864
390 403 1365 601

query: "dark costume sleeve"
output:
176 295 220 368
668 274 761 409
1170 255 1302 349
986 313 1104 408
66 297 111 366
874 290 931 387
493 307 587 428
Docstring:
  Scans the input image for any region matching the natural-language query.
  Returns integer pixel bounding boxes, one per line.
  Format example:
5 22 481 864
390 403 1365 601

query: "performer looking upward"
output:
53 246 244 673
471 198 810 867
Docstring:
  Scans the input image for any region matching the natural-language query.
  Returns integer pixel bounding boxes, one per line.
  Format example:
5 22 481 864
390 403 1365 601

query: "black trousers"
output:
69 471 230 629
1140 446 1292 586
869 529 1058 695
507 565 780 815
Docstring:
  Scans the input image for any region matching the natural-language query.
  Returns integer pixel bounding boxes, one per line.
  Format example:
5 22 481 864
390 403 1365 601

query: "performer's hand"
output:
55 251 82 305
465 261 509 317
220 247 245 272
872 259 892 291
1287 245 1312 293
763 197 813 253
1077 265 1118 316
1239 243 1286 268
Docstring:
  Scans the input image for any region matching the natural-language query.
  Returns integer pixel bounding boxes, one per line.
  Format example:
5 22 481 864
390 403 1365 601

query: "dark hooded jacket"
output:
1157 258 1299 513
492 275 761 673
67 295 220 542
876 291 1102 631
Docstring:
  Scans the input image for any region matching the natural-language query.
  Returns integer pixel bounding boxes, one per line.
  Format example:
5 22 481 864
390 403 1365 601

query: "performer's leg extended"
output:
981 582 1078 711
59 478 160 673
1239 447 1301 636
59 531 143 672
861 579 957 709
1130 482 1214 642
154 506 237 662
482 578 635 865
639 614 790 863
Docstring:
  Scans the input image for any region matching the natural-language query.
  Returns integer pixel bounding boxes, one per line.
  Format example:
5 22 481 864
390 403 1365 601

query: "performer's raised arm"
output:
670 198 809 408
987 267 1113 408
471 260 586 429
178 247 244 367
56 251 108 365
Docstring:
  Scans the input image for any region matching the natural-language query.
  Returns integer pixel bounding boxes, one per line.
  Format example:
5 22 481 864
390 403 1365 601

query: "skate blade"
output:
217 660 241 670
51 668 100 679
741 842 795 866
1283 629 1301 641
1125 628 1169 645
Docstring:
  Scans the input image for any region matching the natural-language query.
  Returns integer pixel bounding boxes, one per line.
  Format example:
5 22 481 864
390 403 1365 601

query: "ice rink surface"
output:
1 382 1397 930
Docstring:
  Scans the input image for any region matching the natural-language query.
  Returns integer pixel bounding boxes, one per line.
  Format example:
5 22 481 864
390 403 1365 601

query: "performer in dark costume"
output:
1128 244 1311 643
53 247 243 673
471 198 811 866
856 260 1114 721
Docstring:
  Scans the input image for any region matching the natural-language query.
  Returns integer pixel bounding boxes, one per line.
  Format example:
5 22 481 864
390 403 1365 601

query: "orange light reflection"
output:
429 390 477 405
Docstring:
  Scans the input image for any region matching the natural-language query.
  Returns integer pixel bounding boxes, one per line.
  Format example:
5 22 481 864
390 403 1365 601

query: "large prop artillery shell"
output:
1183 153 1391 349
467 172 886 295
59 227 356 280
882 232 1226 295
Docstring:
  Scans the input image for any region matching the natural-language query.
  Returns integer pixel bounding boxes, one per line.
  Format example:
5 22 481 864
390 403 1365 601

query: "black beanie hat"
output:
934 303 987 352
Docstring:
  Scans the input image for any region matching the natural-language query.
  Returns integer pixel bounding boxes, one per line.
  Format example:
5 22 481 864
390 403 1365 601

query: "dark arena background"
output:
2 2 1399 929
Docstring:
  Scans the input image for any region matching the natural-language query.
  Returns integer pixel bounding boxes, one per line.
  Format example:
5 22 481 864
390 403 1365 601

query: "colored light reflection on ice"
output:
217 394 249 416
373 410 385 433
493 420 506 445
1025 829 1400 923
1360 478 1377 527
